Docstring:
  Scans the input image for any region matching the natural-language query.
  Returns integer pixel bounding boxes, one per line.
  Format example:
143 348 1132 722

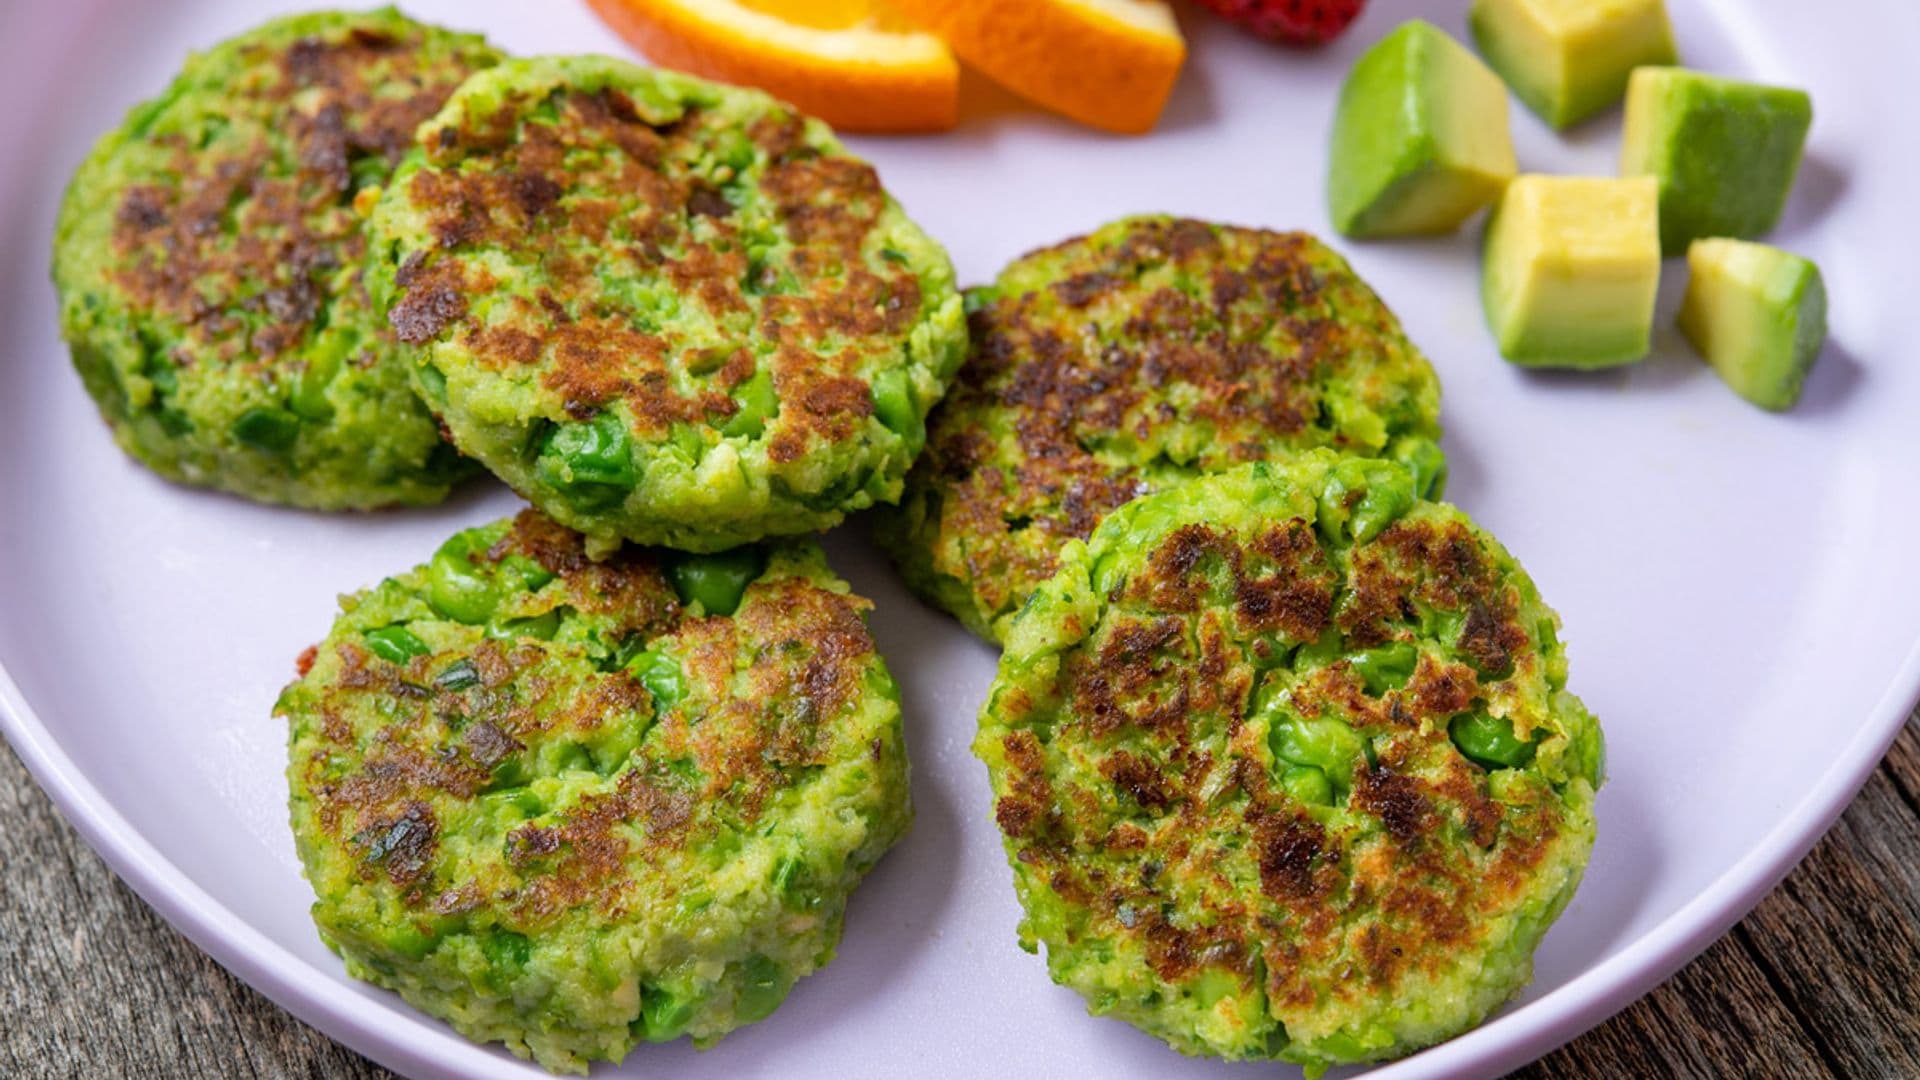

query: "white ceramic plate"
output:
3 1 1917 1076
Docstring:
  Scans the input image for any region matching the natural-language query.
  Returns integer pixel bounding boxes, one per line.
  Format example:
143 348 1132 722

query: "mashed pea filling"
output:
280 511 910 1073
51 10 497 508
875 216 1445 643
366 55 967 552
977 452 1602 1075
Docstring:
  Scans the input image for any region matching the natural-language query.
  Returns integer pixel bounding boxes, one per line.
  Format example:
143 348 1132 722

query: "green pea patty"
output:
977 453 1602 1074
52 9 497 508
874 216 1445 642
367 55 967 553
279 510 911 1072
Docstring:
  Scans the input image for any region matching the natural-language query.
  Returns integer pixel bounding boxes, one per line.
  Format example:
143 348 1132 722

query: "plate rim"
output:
6 632 1918 1078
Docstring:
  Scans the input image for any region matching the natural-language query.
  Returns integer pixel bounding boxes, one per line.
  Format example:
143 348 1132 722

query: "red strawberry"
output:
1193 0 1367 46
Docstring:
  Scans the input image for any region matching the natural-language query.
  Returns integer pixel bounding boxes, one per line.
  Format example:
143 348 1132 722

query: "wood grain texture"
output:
1884 717 1920 816
0 743 384 1080
2 715 1916 1079
1507 929 1831 1080
1734 769 1920 1078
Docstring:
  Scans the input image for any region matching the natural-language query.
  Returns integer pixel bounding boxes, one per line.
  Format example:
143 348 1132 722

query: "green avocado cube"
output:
1678 239 1827 411
1469 0 1677 129
1481 175 1661 369
1328 20 1517 239
1621 68 1814 254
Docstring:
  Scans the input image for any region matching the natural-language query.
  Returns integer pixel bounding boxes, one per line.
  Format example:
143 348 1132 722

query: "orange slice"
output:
585 0 960 132
886 0 1186 135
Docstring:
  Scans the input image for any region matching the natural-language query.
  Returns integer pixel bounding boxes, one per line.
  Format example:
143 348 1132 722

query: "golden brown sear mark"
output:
296 510 886 923
987 499 1578 1011
1342 517 1532 669
893 217 1439 639
389 81 921 455
109 27 482 367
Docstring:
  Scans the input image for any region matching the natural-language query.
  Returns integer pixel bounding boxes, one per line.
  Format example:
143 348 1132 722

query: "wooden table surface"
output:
3 714 1916 1079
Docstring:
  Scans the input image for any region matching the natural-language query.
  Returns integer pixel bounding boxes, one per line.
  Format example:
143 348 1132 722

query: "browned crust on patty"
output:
108 23 486 370
287 510 888 926
989 507 1572 1018
385 74 924 456
889 216 1441 639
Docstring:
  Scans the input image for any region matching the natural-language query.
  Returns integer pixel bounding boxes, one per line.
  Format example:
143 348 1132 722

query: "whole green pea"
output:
427 531 500 625
1319 457 1417 545
627 649 687 712
733 954 790 1023
1450 712 1539 769
1281 765 1335 806
664 546 768 616
500 553 556 593
1350 642 1419 695
1269 714 1365 783
536 410 637 505
638 981 697 1043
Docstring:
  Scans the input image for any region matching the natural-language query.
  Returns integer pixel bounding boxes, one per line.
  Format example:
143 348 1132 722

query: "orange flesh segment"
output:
885 0 1185 134
586 0 959 133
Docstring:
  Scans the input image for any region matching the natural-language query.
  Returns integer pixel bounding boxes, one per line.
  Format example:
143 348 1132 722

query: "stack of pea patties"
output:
876 217 1603 1076
53 8 1603 1077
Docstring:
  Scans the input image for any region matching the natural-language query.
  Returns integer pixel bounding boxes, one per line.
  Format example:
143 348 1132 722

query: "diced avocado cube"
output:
1469 0 1678 129
1328 21 1517 239
1481 175 1661 369
1621 67 1813 254
1677 239 1827 411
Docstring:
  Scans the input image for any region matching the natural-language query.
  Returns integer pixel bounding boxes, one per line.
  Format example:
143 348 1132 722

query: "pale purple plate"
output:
3 1 1918 1076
